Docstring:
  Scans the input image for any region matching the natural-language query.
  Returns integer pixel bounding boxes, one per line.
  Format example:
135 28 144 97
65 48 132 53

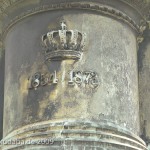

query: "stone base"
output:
0 120 147 150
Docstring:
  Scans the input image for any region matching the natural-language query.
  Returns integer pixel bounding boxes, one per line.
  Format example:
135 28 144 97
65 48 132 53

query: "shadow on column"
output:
0 49 4 140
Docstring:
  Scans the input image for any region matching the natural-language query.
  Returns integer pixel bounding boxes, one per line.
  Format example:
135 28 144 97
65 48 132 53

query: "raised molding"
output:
0 120 147 150
1 2 145 38
0 0 149 16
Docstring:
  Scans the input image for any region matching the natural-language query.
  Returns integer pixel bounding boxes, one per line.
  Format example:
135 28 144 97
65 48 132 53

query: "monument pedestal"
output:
0 0 149 149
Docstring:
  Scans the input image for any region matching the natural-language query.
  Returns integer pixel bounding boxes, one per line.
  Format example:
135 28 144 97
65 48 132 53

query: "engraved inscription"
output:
29 71 58 89
68 71 99 88
29 70 99 89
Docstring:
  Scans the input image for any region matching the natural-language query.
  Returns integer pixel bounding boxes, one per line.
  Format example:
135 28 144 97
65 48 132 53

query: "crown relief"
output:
42 21 86 61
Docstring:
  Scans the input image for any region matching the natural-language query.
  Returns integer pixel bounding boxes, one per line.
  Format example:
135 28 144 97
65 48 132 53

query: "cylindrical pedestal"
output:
1 0 147 149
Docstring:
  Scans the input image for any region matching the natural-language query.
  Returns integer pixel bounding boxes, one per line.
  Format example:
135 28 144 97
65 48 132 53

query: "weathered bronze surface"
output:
0 0 150 150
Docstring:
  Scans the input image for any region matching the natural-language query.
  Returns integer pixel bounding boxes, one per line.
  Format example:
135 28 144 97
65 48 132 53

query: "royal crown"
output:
42 21 86 61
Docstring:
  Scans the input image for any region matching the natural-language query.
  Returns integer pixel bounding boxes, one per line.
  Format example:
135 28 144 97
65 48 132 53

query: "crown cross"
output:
60 21 67 30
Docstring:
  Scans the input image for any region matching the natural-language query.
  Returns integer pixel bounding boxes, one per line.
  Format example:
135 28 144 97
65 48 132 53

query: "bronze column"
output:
0 0 149 149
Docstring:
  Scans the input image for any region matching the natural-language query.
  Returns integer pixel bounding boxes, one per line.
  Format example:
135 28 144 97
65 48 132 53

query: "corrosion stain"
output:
19 74 29 97
44 102 61 119
64 100 78 108
49 89 58 101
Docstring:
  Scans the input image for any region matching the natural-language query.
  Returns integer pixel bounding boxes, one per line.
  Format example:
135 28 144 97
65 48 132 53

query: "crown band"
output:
45 50 82 61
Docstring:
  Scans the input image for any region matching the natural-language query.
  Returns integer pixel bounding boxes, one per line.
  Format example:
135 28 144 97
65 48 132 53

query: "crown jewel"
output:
42 21 86 61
